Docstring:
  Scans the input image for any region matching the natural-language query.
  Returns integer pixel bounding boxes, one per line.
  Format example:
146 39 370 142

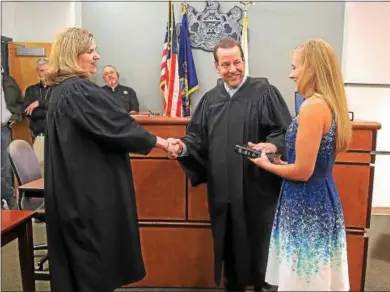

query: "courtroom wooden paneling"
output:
348 128 374 151
142 124 186 138
336 152 372 164
333 122 379 230
131 117 188 220
132 160 186 220
131 117 380 290
346 231 367 292
127 226 216 288
130 119 187 158
334 164 372 228
189 158 375 226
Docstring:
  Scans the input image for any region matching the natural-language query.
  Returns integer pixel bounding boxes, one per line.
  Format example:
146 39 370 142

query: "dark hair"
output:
213 38 244 63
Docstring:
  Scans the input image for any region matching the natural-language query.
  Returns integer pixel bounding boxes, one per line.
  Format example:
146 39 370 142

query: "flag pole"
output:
165 0 173 115
238 1 254 77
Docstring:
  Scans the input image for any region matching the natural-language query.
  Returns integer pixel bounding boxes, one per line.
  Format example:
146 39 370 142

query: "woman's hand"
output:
273 156 288 165
248 142 277 154
248 151 272 169
249 152 288 168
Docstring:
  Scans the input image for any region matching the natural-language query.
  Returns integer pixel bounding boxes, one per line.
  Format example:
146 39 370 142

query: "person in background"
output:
24 57 51 142
44 27 179 292
101 65 140 113
167 38 292 292
24 57 52 176
1 59 23 210
249 39 351 291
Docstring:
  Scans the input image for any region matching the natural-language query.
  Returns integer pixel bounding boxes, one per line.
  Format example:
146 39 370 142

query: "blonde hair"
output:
295 39 352 153
45 27 94 86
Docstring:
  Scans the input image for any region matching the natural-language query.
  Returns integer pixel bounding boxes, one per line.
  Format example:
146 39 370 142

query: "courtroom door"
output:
8 42 52 144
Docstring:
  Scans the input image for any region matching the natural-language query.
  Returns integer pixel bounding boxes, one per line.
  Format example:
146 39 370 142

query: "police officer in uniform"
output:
101 65 140 113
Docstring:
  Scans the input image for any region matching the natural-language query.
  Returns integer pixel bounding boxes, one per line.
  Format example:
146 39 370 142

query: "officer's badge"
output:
123 90 128 95
184 1 243 52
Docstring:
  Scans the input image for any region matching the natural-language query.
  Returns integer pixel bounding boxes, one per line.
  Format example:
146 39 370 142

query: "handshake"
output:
164 138 185 160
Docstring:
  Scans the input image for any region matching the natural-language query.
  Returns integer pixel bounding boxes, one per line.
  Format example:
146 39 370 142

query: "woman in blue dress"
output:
249 39 351 290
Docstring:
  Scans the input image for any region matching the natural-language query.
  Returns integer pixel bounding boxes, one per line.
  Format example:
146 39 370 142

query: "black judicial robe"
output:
44 77 156 292
178 77 292 286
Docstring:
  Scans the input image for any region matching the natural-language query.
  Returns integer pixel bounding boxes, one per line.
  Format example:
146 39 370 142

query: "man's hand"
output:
9 120 16 127
167 138 184 159
25 101 39 116
248 142 277 154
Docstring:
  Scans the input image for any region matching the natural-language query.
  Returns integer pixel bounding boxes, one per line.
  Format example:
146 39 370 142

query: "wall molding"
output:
372 207 390 215
344 83 390 88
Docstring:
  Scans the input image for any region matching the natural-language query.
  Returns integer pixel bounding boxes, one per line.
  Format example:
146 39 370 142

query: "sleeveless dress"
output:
265 118 350 291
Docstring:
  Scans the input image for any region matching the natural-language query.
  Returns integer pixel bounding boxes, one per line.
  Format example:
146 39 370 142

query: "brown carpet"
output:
2 215 389 291
364 215 390 291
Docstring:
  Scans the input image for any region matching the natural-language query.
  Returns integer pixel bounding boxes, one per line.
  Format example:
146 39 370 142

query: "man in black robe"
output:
169 38 292 291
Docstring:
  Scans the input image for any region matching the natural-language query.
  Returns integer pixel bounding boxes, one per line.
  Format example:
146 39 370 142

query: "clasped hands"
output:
162 139 286 165
165 138 185 159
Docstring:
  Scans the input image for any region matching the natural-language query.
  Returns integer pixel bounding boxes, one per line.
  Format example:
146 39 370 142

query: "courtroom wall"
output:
81 0 345 113
2 1 388 207
342 2 390 208
1 1 81 42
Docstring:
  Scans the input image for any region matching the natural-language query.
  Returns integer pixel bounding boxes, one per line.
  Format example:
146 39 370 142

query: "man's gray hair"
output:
36 57 49 67
103 64 118 72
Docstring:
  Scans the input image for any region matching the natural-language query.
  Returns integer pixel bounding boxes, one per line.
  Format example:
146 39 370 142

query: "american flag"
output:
160 1 182 117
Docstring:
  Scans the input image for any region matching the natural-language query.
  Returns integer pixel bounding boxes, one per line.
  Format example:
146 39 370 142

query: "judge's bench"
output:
128 115 381 291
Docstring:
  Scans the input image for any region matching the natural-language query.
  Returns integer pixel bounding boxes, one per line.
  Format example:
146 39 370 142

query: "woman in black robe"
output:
43 27 178 292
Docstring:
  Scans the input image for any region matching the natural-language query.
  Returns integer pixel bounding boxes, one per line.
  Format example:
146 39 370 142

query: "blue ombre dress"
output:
265 118 350 291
